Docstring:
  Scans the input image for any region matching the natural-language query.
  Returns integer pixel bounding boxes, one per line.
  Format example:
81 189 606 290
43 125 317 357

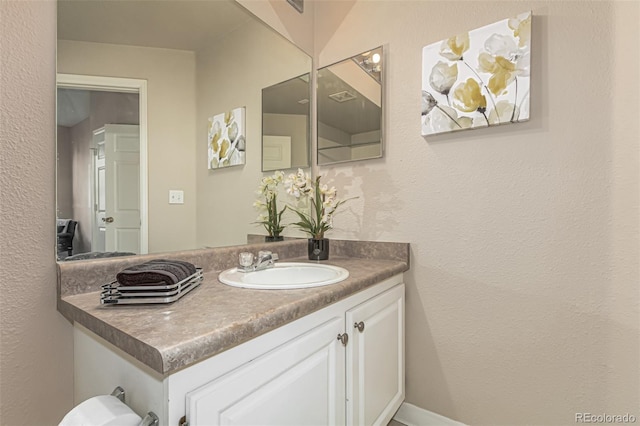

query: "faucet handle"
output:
239 252 254 267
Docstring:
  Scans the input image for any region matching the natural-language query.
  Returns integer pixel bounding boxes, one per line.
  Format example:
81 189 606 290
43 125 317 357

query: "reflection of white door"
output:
262 135 292 170
92 141 106 252
93 125 140 253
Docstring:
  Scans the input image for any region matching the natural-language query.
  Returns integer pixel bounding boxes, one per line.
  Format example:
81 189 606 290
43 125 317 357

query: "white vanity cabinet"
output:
185 316 346 425
346 284 405 426
73 275 404 426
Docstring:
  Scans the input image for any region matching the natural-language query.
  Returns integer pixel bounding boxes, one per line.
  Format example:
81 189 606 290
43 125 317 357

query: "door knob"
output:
102 217 114 223
337 333 349 346
354 321 365 332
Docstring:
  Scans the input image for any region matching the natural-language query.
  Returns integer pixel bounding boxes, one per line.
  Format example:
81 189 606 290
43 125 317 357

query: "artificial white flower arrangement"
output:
284 169 353 240
253 171 286 239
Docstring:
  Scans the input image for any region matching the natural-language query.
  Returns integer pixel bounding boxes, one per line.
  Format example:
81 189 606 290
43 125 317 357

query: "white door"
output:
186 317 346 426
346 284 405 426
103 124 140 253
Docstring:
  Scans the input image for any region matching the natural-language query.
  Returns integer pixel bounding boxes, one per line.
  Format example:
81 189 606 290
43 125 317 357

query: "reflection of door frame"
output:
92 134 106 252
57 74 149 254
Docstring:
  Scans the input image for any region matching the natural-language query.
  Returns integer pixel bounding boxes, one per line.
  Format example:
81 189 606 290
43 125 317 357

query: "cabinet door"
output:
186 317 345 426
346 284 405 426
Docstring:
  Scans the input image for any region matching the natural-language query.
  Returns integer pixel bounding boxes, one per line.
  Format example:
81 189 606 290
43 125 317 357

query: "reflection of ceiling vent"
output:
329 91 356 103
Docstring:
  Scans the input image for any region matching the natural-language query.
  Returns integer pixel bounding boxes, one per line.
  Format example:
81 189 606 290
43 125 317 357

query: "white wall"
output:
314 1 639 424
57 40 198 253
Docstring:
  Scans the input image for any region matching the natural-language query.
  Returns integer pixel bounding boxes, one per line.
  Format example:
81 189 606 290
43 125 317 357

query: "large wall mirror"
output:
56 0 312 261
317 47 383 166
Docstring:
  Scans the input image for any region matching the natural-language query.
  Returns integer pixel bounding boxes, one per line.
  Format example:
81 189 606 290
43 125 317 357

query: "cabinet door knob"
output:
337 333 349 346
354 321 365 332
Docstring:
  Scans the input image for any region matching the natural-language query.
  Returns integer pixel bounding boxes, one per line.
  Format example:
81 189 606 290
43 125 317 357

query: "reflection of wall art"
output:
421 11 531 136
208 107 246 169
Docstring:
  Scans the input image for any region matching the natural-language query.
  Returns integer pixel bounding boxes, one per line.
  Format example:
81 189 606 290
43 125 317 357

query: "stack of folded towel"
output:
116 259 197 286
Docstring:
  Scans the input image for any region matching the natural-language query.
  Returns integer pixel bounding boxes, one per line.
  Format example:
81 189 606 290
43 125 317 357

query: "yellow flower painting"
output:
208 107 246 169
421 11 531 136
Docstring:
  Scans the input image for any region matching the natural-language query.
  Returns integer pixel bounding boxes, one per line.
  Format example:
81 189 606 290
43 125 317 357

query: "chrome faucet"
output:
237 251 279 272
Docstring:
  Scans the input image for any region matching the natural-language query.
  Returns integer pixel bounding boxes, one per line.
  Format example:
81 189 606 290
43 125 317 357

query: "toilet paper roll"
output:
59 394 142 426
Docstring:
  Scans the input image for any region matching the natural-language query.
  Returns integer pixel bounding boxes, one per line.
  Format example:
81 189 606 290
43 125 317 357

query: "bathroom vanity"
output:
58 239 409 426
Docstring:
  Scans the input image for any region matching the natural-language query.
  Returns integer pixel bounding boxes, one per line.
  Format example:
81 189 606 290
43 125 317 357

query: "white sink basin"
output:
218 262 349 290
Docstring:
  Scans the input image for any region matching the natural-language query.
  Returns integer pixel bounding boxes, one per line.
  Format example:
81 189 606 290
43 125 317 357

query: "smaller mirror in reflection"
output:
317 46 383 166
262 73 311 172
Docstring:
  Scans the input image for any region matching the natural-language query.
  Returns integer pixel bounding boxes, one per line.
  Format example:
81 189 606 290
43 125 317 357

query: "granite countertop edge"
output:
60 257 409 376
57 240 410 376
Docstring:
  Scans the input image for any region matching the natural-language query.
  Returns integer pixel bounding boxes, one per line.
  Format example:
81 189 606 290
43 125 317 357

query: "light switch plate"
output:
169 190 184 204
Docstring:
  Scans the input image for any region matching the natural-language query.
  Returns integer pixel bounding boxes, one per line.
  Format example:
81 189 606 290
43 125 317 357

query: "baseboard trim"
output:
393 402 466 426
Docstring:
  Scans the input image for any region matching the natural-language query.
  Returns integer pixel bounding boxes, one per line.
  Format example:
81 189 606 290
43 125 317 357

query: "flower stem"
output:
462 60 499 123
436 105 462 128
481 110 490 126
510 78 518 122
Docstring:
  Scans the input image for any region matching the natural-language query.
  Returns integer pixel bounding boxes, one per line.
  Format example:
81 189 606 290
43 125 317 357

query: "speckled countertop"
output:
57 240 409 376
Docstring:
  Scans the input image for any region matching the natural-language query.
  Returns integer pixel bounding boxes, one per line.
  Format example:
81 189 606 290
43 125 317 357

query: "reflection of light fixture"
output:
353 47 382 83
297 98 309 104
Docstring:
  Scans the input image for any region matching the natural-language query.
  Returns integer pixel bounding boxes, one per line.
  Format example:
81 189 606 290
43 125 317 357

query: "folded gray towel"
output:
116 259 197 286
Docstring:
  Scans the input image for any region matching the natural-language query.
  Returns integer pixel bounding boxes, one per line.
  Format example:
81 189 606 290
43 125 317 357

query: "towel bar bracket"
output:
139 412 159 426
108 386 159 426
110 386 126 403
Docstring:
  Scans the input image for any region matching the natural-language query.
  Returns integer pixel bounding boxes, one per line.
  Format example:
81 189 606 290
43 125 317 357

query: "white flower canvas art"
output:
421 11 531 136
208 107 246 169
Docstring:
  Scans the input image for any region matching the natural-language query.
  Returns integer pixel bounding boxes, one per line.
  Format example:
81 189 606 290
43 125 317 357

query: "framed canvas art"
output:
208 107 246 169
421 11 531 136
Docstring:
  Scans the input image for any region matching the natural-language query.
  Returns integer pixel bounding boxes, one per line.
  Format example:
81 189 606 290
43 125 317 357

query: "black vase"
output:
308 238 329 261
265 235 284 242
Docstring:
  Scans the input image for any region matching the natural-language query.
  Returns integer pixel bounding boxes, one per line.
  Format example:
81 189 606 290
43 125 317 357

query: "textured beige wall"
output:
1 1 637 425
314 1 639 424
57 40 198 254
0 1 75 424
